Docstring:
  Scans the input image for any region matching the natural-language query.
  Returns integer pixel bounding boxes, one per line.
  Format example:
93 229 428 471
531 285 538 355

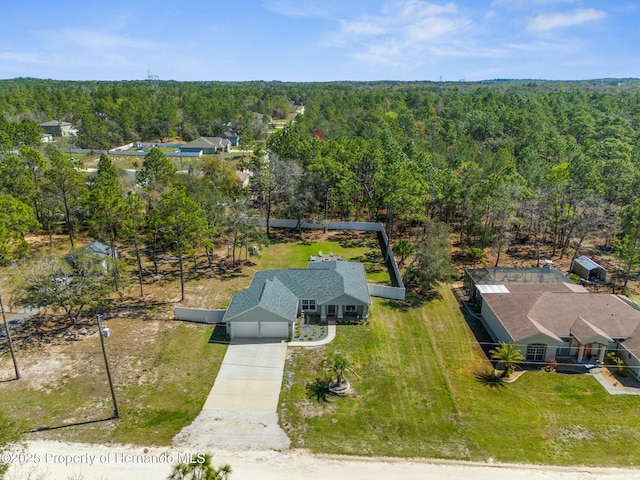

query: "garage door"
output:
260 322 289 339
231 322 260 338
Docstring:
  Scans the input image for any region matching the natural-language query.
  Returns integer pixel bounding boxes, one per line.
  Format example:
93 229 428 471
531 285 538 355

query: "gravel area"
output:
172 410 291 451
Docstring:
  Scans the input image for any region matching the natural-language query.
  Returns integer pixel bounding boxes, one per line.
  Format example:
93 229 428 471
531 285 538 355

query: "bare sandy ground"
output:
6 441 640 480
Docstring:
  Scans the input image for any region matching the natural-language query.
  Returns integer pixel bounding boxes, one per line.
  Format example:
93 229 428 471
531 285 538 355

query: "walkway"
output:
590 367 640 395
172 340 291 451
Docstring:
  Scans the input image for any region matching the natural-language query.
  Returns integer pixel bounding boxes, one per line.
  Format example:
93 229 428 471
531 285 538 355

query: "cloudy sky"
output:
0 0 637 81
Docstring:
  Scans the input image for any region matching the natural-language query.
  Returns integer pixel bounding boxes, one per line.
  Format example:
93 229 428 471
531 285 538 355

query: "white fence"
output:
368 284 405 300
256 219 383 232
174 307 226 324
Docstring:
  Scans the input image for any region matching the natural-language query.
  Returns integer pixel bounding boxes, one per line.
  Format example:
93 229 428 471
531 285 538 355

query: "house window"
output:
301 299 316 311
345 305 357 313
526 344 546 362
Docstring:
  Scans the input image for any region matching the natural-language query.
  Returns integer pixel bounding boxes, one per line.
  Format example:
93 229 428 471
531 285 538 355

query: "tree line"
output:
2 78 640 303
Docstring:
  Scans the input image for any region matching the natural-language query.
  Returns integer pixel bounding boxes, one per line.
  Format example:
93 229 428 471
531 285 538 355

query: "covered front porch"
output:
315 303 369 322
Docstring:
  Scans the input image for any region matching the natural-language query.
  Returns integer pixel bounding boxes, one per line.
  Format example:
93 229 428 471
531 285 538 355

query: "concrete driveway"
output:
173 340 291 451
203 340 288 412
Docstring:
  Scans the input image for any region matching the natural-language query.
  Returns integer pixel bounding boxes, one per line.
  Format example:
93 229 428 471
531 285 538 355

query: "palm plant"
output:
489 342 525 378
322 352 355 386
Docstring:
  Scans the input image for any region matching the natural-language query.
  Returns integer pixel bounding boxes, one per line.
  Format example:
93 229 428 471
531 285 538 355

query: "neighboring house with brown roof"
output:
479 281 640 378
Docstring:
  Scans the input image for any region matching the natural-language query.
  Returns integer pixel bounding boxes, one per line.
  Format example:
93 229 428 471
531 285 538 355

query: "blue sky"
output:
1 0 638 81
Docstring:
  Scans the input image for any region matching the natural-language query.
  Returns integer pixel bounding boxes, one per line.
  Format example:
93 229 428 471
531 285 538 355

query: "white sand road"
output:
6 441 640 480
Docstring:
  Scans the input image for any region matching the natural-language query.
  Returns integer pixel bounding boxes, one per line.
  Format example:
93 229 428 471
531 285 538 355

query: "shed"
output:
571 255 606 282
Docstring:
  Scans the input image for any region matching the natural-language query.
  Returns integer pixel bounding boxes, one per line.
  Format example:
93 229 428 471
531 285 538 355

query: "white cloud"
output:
264 0 332 18
324 1 473 64
527 8 607 31
53 29 160 50
390 0 457 18
491 0 577 8
340 18 388 37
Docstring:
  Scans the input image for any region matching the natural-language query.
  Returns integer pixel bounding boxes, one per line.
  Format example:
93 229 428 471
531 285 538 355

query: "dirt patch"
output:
0 348 75 390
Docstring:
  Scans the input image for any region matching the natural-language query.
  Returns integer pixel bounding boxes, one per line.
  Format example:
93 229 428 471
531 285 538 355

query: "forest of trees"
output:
2 78 640 297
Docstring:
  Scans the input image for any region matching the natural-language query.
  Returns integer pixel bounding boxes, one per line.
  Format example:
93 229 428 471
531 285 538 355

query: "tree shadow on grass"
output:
306 378 331 403
474 370 506 388
384 289 441 312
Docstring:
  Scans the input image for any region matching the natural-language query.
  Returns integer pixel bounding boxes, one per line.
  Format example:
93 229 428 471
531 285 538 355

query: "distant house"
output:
179 137 230 155
571 255 607 282
40 120 74 137
84 240 118 259
219 131 240 146
223 260 371 339
82 240 118 270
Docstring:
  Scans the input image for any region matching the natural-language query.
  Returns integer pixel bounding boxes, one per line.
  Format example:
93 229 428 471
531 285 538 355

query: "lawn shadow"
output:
474 370 506 388
306 378 331 403
452 288 497 360
384 289 438 312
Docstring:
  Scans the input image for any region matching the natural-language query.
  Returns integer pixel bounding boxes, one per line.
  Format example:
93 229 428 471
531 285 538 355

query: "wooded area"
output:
2 77 640 301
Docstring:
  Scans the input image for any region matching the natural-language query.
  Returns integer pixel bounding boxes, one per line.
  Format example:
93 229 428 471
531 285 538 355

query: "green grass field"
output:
279 287 640 467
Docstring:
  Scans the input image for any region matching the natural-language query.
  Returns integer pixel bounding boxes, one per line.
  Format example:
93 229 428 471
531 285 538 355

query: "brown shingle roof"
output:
483 286 640 345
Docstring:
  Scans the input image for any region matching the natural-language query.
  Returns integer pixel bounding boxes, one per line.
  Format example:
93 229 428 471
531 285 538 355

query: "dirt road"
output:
7 441 640 480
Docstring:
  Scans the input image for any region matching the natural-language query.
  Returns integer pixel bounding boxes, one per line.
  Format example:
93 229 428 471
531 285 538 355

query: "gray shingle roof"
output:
223 261 370 322
84 241 116 258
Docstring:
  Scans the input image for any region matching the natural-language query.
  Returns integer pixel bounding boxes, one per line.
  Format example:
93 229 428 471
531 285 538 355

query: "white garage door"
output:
260 322 289 339
231 322 260 338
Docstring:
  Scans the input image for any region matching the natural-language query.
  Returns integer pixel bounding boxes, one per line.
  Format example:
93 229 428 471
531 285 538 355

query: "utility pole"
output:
97 314 119 419
0 293 19 380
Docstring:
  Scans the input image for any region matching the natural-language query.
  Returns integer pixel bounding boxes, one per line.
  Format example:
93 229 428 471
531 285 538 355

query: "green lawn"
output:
255 232 390 285
279 287 640 467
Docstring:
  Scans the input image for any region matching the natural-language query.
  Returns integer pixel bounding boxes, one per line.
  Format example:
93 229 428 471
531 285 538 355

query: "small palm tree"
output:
322 352 355 387
489 342 524 378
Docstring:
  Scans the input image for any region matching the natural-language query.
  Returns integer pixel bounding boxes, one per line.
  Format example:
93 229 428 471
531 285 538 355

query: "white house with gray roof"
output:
223 260 371 339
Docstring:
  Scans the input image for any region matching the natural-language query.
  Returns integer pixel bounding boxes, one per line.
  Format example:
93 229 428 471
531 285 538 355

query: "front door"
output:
327 305 336 316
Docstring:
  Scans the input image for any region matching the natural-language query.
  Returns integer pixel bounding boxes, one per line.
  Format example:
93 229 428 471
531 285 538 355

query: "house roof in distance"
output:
181 137 230 149
40 120 72 127
84 240 116 258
